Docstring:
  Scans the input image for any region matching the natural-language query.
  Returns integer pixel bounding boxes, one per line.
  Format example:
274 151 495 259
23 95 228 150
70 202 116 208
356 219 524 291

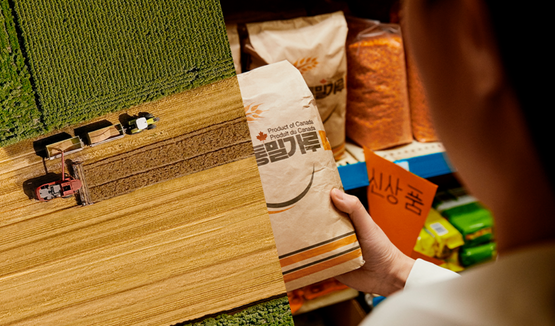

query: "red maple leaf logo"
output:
256 131 268 142
320 78 327 84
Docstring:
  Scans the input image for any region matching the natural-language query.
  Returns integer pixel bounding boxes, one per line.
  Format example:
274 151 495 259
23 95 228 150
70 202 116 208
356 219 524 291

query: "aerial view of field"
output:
0 78 290 325
0 0 291 324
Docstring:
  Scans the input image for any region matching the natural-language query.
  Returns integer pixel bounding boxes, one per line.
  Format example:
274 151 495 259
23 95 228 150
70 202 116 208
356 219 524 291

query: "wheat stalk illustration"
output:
292 57 319 74
244 103 266 122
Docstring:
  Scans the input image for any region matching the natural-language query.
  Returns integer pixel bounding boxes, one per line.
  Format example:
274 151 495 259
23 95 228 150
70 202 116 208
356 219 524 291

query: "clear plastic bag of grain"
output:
405 43 440 142
237 61 364 291
346 17 412 150
244 11 348 160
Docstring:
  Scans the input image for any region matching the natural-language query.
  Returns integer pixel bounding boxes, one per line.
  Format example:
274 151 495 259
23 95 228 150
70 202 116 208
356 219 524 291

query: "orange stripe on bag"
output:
319 130 332 151
268 206 295 215
283 248 362 283
280 234 358 268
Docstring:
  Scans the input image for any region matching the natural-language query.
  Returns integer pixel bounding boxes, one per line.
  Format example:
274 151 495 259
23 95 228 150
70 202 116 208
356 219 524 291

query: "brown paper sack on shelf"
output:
226 23 242 74
405 44 439 142
237 61 364 291
346 17 412 150
244 11 348 160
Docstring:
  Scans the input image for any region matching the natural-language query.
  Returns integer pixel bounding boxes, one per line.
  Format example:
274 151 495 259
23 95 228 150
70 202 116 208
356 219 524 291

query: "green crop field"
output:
180 297 294 326
1 0 235 147
0 0 42 146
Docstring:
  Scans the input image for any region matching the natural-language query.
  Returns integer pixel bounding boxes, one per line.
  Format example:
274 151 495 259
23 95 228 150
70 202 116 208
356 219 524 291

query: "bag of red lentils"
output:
346 17 412 150
405 43 440 142
237 61 364 291
244 11 348 160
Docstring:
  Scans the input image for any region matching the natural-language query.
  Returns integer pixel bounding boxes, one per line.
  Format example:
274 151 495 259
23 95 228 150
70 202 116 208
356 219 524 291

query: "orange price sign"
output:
364 149 438 256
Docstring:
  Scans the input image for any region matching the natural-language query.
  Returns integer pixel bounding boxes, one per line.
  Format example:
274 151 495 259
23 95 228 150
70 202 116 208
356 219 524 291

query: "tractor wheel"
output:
145 113 154 119
147 124 156 130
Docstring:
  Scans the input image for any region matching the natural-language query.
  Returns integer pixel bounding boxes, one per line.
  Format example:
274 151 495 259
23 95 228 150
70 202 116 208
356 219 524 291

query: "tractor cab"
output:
128 113 160 134
37 184 60 201
135 117 149 130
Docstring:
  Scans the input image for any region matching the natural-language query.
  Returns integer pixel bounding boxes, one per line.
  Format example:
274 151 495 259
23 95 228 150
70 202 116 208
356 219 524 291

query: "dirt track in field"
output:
84 118 253 203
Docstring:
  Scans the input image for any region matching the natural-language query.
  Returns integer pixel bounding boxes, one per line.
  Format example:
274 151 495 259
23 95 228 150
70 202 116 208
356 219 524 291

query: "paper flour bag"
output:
244 12 348 160
237 61 364 291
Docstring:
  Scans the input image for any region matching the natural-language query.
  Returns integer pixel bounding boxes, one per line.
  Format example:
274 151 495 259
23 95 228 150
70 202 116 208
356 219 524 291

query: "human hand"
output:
331 188 415 296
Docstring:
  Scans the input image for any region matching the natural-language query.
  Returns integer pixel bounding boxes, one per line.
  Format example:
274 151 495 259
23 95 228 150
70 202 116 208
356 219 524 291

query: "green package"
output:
443 202 494 247
460 242 497 267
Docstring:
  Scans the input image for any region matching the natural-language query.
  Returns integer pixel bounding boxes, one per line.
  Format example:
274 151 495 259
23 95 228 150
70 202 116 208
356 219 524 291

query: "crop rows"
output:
1 0 235 147
0 0 42 147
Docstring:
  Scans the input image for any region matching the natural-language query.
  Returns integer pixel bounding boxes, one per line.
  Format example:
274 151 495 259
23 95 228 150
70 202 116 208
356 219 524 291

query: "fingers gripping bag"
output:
346 17 412 150
244 12 348 160
237 61 364 291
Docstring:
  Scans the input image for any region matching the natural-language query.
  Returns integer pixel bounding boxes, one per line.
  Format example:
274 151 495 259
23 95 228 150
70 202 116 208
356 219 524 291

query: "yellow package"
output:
440 250 465 273
424 209 464 259
414 228 437 258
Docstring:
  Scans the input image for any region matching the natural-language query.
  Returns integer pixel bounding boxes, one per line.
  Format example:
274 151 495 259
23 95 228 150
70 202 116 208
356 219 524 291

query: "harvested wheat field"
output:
0 78 289 325
84 118 254 203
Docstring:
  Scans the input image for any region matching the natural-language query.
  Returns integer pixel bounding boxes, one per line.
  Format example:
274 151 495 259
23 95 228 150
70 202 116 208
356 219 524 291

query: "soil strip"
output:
84 118 254 202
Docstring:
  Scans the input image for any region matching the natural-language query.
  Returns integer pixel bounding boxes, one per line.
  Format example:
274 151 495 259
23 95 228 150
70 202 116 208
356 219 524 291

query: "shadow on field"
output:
33 132 72 158
118 113 133 127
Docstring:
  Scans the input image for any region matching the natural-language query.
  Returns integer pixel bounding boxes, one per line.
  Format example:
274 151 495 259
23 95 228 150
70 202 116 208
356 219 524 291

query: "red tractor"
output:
36 150 82 202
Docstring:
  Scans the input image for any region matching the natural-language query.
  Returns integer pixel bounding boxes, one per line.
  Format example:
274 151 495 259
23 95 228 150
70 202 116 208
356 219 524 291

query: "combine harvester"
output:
38 124 124 204
36 151 82 202
36 114 159 205
35 152 93 206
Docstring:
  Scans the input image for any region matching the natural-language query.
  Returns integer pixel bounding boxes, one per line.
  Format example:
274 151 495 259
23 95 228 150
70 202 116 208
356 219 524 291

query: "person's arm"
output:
330 189 458 296
406 259 459 289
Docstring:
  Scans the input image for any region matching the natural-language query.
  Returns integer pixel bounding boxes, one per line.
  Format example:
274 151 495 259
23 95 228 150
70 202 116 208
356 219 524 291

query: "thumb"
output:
330 188 376 240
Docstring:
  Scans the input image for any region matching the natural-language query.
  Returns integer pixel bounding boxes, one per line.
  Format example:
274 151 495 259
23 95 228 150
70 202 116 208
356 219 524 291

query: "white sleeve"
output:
358 260 461 326
405 258 460 289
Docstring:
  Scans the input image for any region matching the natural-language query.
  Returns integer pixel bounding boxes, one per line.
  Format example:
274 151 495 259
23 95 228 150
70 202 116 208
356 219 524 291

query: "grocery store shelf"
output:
337 141 455 190
337 151 369 191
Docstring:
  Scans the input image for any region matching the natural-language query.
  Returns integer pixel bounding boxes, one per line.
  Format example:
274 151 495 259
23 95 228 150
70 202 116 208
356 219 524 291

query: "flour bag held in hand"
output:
245 12 348 160
237 61 364 291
